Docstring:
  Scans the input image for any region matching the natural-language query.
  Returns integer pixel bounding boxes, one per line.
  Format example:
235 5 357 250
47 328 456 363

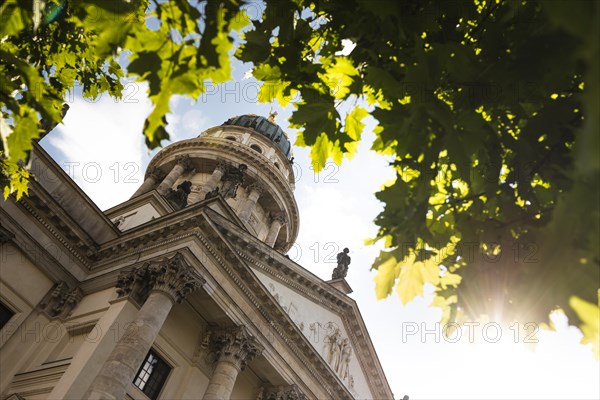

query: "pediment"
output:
203 209 394 399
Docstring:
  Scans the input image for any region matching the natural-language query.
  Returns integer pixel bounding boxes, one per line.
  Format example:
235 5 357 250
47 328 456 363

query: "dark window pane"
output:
133 350 171 400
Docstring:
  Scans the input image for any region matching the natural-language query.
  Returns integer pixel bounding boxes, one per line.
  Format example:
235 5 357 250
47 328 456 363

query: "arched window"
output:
250 144 262 154
274 162 281 170
225 136 237 141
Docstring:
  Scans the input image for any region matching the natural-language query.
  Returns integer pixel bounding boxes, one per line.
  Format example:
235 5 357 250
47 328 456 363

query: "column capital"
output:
260 385 307 400
38 281 83 320
175 155 193 171
215 160 229 172
147 167 166 181
269 211 287 225
211 326 264 371
247 182 266 195
116 253 205 305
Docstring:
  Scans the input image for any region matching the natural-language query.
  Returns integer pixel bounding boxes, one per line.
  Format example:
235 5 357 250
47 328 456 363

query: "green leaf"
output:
0 0 28 37
570 295 600 359
344 106 368 141
373 255 400 300
6 106 40 162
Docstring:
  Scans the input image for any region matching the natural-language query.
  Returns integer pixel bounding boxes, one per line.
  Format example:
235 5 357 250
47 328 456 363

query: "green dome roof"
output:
222 115 292 159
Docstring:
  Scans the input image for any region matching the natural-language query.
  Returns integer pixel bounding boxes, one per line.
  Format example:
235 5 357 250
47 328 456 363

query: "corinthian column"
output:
198 161 228 200
157 155 192 195
265 212 287 248
131 168 165 198
85 253 204 400
238 183 265 223
202 327 264 400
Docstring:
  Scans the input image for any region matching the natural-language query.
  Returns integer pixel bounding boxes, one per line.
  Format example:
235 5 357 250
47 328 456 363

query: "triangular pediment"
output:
202 208 394 399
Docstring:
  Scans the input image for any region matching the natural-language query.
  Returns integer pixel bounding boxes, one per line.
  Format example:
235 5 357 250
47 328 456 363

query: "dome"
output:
222 114 292 159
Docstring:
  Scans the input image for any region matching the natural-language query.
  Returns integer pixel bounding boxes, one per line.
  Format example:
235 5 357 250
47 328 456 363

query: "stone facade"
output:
0 115 394 400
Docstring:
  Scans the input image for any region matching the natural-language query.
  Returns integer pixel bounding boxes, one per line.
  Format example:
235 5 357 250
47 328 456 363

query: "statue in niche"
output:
165 180 192 210
220 164 247 199
332 248 351 279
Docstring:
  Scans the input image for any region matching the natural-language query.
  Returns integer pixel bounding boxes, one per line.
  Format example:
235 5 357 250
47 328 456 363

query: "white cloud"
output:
43 84 152 210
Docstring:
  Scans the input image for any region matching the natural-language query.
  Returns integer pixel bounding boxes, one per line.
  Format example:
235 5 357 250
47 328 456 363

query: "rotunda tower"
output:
131 114 299 252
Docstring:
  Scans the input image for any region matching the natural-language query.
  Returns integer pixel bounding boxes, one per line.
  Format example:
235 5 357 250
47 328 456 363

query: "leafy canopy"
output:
1 0 598 357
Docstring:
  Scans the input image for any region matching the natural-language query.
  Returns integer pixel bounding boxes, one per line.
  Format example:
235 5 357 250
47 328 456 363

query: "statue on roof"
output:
268 110 278 123
332 248 351 279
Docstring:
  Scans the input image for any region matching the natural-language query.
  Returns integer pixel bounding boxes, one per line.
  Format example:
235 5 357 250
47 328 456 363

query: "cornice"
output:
104 190 173 219
195 228 353 400
17 180 99 267
204 210 394 399
30 143 120 240
0 208 80 286
89 198 244 269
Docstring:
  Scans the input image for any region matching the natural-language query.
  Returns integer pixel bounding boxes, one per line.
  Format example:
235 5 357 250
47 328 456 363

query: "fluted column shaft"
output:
85 254 204 400
202 358 241 400
157 156 191 195
85 291 173 400
238 184 264 223
198 162 227 199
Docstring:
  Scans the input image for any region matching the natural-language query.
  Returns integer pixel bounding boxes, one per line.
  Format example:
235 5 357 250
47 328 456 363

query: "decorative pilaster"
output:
265 212 287 248
37 281 83 320
238 183 265 223
85 253 204 400
202 326 264 400
198 160 228 200
131 168 165 198
157 155 193 195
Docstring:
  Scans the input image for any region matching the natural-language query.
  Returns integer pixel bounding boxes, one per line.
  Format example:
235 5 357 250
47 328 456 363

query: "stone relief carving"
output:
248 214 258 227
192 329 215 376
257 384 307 400
267 283 305 332
38 281 83 319
309 321 356 392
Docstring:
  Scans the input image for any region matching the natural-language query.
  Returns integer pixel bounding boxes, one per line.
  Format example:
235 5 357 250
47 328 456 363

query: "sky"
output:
39 68 600 399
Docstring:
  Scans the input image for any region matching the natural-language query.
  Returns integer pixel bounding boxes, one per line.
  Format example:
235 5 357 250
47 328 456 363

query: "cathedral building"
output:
0 114 394 399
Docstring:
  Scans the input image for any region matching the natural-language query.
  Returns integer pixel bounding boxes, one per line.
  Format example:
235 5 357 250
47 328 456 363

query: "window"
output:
133 350 171 400
225 136 237 141
0 301 14 330
250 144 262 154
